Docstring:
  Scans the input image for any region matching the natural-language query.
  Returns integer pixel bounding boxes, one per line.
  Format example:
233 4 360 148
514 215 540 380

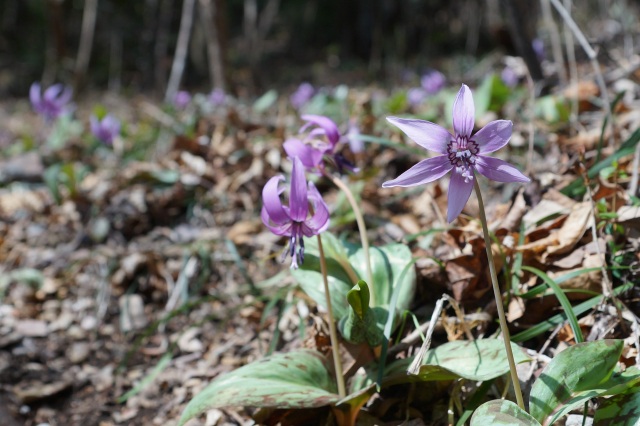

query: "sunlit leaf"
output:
471 400 541 426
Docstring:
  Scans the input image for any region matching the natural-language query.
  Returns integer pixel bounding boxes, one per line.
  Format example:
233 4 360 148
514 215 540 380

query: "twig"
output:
74 0 99 88
629 141 640 198
408 296 445 375
541 0 567 84
165 0 196 103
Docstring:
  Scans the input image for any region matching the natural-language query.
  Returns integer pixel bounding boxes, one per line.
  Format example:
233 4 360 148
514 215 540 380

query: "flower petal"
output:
43 84 63 102
288 157 309 221
305 182 330 235
473 120 513 154
301 114 341 146
29 83 41 108
386 117 452 154
447 170 474 222
261 207 292 236
452 84 475 138
475 156 530 183
382 155 452 188
283 138 324 169
262 175 289 226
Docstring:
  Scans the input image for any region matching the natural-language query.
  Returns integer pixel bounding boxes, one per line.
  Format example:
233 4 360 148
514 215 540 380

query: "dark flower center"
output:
447 136 479 182
283 222 305 269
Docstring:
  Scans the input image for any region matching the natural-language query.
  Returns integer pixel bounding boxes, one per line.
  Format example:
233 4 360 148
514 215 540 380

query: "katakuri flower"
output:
421 70 446 95
290 82 315 110
284 114 356 174
173 90 191 109
383 84 530 223
209 88 226 106
90 114 121 145
261 157 330 269
30 82 73 121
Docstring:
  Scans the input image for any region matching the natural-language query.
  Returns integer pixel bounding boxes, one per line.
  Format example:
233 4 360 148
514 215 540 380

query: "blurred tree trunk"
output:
74 0 98 90
198 0 226 91
243 0 280 90
499 0 544 81
165 0 196 103
44 0 66 84
154 0 173 95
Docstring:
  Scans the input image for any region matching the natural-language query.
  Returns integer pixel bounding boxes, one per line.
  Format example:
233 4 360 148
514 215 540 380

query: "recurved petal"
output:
57 86 73 106
452 84 475 138
288 157 309 221
473 120 513 154
305 182 330 235
284 138 324 168
261 207 292 236
29 83 41 107
382 155 452 188
475 156 530 183
447 170 474 223
262 175 290 226
386 117 452 154
301 114 341 146
43 84 63 102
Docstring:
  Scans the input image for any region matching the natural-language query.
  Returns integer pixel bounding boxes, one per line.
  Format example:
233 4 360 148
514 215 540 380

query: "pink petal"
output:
305 181 330 235
288 157 309 221
473 120 513 154
452 84 475 138
382 155 452 188
261 207 292 236
262 175 290 226
284 138 324 169
386 117 452 155
301 114 340 146
475 156 530 183
447 170 474 222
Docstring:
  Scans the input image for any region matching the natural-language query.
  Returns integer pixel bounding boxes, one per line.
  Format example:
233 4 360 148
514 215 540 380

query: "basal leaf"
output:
471 400 541 426
178 350 339 425
594 385 640 425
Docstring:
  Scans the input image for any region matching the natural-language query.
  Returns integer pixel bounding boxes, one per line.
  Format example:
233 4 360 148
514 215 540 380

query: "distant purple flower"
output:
209 88 226 106
346 119 364 154
501 66 519 88
421 70 446 95
407 88 426 107
261 157 330 269
284 114 356 174
174 91 191 109
30 82 73 121
290 82 315 110
532 38 545 61
90 114 120 145
383 84 530 223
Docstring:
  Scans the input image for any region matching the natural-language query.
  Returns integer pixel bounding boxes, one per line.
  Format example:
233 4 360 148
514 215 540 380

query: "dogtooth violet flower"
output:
284 114 357 174
290 82 315 110
383 84 530 223
30 82 73 121
173 90 191 109
261 157 330 269
90 114 121 145
421 70 446 95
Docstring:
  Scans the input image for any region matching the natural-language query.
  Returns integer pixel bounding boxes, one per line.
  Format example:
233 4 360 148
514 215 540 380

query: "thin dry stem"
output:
408 296 446 375
473 178 525 410
317 234 346 398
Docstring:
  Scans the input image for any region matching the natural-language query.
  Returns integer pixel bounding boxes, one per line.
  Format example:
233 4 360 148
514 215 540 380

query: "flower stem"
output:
317 234 347 398
325 173 375 306
473 178 525 410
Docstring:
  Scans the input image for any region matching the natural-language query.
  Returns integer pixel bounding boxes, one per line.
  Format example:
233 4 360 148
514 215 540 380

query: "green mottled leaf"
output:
253 89 278 112
471 400 541 426
595 385 640 425
339 281 386 346
529 340 623 425
178 350 339 425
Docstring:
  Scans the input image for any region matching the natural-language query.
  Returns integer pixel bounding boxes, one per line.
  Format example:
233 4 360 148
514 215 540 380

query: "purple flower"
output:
90 114 120 145
174 91 191 109
29 82 73 121
261 157 330 268
421 70 446 95
501 66 519 88
407 88 426 107
209 88 226 106
383 84 530 223
532 38 545 61
290 82 315 110
346 119 364 154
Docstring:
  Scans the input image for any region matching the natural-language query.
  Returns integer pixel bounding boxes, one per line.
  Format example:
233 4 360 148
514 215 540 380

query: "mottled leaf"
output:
471 400 541 426
594 385 640 425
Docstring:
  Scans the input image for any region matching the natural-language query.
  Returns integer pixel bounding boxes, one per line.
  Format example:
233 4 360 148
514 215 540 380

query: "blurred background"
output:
2 0 638 99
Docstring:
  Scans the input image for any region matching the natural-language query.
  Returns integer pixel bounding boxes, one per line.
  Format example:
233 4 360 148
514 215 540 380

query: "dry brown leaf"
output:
547 203 592 255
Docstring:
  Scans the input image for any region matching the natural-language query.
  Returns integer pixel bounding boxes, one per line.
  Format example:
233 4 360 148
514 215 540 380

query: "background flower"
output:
174 90 191 109
90 114 121 145
421 70 446 95
30 82 73 121
290 82 315 110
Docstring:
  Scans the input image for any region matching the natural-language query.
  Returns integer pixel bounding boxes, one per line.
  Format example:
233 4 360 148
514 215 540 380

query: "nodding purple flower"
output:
29 82 73 121
261 157 330 269
383 84 530 223
407 88 426 107
290 82 315 110
284 114 357 174
209 88 226 106
421 70 446 95
174 91 191 109
501 66 519 88
532 38 545 61
90 114 120 145
346 119 364 154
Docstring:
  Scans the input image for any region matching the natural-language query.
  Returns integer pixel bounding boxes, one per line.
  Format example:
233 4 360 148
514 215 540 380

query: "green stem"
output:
325 173 375 306
473 178 525 410
317 234 346 398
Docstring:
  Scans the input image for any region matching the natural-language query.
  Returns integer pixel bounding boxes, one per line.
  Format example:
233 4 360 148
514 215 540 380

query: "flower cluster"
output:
30 82 73 121
384 84 529 222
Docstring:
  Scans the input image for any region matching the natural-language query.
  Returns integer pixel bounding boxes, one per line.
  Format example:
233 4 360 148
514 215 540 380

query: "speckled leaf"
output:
471 400 541 426
594 385 640 425
178 350 339 426
529 339 623 425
